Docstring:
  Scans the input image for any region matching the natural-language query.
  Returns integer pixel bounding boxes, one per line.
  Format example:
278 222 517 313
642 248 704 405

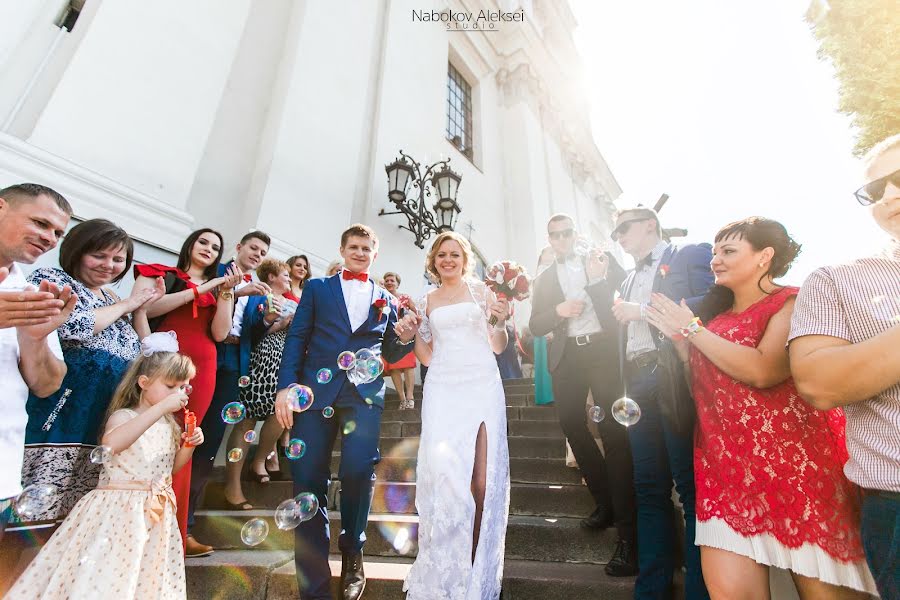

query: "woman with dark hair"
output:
131 227 242 545
22 219 163 522
646 217 876 598
286 254 311 299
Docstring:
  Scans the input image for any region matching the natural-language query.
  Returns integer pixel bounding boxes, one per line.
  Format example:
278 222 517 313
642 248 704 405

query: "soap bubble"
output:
221 402 246 424
286 384 314 413
243 430 257 443
227 448 244 462
316 368 333 384
285 438 306 460
589 406 605 423
89 445 112 465
274 498 303 530
14 484 58 520
342 421 357 436
240 518 269 546
337 351 356 370
322 406 335 419
611 397 641 427
238 376 251 388
294 491 320 522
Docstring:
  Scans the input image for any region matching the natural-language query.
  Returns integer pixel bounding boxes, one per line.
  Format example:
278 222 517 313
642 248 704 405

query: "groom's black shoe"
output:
604 538 638 577
580 505 613 530
341 551 366 600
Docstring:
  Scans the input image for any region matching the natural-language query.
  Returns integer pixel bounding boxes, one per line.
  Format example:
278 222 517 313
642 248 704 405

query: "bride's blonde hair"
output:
425 232 475 284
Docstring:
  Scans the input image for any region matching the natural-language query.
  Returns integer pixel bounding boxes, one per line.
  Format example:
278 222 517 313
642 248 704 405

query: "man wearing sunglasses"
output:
789 133 900 600
528 213 636 576
611 206 713 600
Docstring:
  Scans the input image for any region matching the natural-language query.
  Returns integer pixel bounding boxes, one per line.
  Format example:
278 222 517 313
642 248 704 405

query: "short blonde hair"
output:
326 260 343 276
256 258 289 284
383 271 401 285
425 232 475 284
862 133 900 175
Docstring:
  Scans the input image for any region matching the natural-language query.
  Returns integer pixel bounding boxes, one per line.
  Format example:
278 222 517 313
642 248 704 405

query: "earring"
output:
759 263 765 268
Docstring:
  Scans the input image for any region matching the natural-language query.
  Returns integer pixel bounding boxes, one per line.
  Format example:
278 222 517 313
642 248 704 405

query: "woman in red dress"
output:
382 271 417 409
646 217 876 599
132 228 241 549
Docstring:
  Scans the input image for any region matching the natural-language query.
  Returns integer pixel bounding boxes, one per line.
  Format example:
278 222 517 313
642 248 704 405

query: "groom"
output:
274 224 410 600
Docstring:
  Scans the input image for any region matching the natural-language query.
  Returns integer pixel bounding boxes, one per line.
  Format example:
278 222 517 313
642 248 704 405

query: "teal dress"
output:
533 336 554 405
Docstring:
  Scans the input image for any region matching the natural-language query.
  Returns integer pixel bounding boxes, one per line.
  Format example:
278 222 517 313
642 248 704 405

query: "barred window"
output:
446 63 473 160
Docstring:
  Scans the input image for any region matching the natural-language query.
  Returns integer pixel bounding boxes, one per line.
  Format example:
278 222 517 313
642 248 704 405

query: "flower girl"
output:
8 332 204 600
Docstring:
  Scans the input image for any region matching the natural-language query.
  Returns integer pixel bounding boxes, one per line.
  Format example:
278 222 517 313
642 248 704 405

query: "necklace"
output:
442 280 468 304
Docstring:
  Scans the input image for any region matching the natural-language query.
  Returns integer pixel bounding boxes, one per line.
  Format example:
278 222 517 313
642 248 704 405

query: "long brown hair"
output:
103 351 196 439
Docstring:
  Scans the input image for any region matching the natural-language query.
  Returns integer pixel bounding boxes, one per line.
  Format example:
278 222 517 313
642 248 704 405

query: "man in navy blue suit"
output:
274 224 409 600
611 207 713 600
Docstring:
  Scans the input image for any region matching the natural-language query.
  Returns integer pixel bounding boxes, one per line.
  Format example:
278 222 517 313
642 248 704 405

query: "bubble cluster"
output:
285 438 307 460
589 406 605 423
286 384 314 413
343 347 385 385
14 484 58 520
611 397 641 427
89 445 112 465
316 368 333 384
240 518 269 546
227 448 244 462
221 402 246 424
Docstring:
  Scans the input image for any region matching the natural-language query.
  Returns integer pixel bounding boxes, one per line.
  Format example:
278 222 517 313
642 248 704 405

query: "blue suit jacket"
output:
214 262 266 376
620 243 714 434
276 274 407 409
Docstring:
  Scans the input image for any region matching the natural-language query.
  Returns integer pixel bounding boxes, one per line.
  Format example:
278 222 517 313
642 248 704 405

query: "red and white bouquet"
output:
484 260 531 326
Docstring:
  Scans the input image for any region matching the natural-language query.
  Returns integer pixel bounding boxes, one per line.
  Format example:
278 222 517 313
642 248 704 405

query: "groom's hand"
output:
394 312 419 343
274 388 293 429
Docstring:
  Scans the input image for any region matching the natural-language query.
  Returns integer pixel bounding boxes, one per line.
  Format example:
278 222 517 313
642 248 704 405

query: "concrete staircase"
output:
187 378 637 599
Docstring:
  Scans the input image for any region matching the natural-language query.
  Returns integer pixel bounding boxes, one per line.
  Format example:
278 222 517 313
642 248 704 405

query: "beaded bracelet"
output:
679 317 704 339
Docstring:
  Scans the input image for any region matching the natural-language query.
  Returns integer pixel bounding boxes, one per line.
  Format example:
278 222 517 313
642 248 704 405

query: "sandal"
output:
248 470 270 484
224 499 254 511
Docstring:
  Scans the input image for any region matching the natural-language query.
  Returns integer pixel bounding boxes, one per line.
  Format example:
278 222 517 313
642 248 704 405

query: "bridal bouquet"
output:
484 260 531 326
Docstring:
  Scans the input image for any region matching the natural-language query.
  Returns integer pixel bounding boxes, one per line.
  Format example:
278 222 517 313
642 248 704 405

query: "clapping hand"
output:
611 300 642 324
644 293 695 340
0 268 68 329
16 280 78 340
128 276 165 312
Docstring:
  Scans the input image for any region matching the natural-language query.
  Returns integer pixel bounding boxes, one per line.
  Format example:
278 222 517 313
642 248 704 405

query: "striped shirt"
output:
789 239 900 492
625 241 668 360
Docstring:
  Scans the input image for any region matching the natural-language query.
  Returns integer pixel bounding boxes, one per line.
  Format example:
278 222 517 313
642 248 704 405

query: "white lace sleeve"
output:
417 292 433 343
466 279 492 319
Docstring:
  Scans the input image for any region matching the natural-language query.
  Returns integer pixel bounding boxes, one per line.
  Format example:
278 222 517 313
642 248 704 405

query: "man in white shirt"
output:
0 183 75 541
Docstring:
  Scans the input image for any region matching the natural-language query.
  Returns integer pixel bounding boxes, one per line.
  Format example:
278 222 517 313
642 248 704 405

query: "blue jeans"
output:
860 490 899 600
627 367 708 600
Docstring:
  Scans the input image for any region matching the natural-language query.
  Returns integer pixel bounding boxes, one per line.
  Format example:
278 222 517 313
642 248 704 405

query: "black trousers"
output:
551 333 635 541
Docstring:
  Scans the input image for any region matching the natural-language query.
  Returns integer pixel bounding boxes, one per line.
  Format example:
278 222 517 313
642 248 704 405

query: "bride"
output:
395 232 511 600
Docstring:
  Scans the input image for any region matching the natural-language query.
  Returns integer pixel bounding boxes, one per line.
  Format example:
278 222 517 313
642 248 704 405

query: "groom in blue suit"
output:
275 224 410 600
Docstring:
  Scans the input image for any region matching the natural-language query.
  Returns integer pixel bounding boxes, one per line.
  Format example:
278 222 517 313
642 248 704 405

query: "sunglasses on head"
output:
610 218 651 242
855 167 900 206
548 228 575 241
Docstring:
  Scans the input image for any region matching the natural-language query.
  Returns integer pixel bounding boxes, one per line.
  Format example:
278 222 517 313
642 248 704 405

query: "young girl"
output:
7 332 204 600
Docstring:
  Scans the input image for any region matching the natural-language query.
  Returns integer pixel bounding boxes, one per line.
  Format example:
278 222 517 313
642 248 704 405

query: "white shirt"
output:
555 257 604 337
0 263 64 499
340 270 374 331
229 277 255 337
625 241 668 360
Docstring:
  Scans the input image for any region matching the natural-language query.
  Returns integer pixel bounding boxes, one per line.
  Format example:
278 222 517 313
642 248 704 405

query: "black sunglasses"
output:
610 218 651 241
855 167 900 206
548 228 575 241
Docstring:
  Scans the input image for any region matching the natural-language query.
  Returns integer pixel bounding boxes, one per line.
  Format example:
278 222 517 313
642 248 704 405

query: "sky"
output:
569 0 890 283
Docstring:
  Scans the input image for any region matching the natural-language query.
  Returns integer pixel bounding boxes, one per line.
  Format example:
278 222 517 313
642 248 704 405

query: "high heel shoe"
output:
248 470 270 484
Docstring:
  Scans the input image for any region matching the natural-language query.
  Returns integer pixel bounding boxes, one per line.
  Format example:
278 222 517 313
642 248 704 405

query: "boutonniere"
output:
256 303 265 313
658 264 670 278
372 298 390 321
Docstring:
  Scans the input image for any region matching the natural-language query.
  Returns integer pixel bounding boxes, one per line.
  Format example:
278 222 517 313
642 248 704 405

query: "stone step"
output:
190 512 617 564
366 436 565 460
185 553 637 600
382 393 535 410
376 419 563 439
202 480 593 518
380 405 558 423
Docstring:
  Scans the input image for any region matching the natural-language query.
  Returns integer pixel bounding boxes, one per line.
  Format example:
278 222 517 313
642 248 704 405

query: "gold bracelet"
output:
219 291 234 301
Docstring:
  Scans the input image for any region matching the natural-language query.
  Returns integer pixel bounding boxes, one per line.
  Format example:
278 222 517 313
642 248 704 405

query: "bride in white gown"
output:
395 232 511 600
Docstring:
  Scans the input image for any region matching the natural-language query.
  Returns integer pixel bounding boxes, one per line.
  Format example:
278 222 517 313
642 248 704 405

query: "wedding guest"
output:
382 272 417 409
131 228 242 547
0 183 73 544
789 133 900 600
287 254 312 299
185 230 271 556
225 259 296 506
326 260 343 277
611 206 713 597
6 335 201 599
495 321 523 380
529 213 635 576
22 219 162 523
647 216 876 598
518 326 534 379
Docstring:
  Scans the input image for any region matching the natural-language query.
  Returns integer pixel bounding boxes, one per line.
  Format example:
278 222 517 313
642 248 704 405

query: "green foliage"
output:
806 0 900 156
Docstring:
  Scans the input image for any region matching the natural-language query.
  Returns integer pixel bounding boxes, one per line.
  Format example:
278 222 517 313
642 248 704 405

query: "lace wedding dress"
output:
403 280 510 600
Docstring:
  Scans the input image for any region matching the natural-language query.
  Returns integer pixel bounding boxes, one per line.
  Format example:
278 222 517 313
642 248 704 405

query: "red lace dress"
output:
134 264 218 548
690 287 876 594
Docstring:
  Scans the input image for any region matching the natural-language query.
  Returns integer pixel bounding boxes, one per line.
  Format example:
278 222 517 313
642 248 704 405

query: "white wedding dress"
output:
403 280 510 600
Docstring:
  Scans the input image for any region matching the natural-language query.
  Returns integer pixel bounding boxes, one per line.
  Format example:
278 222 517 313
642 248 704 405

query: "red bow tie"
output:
341 270 368 283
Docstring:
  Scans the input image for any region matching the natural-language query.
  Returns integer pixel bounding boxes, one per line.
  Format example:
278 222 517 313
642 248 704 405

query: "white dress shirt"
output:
229 277 255 337
0 263 64 499
625 241 669 360
340 271 375 331
555 257 604 337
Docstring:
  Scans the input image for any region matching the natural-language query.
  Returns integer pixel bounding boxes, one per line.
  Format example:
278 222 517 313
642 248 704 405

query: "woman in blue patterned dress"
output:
21 219 163 522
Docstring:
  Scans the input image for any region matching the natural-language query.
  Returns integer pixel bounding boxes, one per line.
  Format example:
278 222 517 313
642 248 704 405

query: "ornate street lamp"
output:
380 150 463 248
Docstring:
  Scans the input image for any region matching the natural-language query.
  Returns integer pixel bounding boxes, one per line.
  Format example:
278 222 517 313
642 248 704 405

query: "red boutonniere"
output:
257 303 265 313
372 298 390 321
243 274 253 283
658 264 670 278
